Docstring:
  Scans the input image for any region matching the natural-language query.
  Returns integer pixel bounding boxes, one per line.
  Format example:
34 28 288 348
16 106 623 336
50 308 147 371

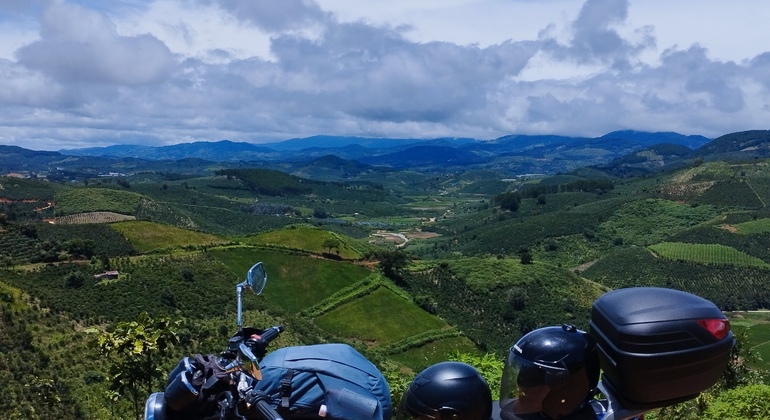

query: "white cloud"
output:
0 0 768 151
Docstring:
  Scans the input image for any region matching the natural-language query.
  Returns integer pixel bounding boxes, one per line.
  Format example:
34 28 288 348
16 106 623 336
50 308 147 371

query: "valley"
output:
2 131 770 419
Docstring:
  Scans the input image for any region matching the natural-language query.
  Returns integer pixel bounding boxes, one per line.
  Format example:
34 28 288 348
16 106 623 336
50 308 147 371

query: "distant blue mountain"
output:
63 140 275 161
51 131 718 175
260 135 476 151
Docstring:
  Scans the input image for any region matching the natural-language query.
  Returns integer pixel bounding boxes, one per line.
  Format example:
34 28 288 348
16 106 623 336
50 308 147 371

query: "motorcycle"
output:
144 261 287 420
144 262 392 420
145 261 732 420
402 287 734 420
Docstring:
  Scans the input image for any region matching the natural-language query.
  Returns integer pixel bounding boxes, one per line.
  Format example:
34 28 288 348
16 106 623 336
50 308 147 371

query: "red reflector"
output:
697 319 730 340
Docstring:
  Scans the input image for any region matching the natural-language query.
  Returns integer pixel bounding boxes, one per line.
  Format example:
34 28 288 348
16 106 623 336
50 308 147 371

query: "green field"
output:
315 287 448 345
243 225 367 259
209 247 372 313
111 220 229 252
649 242 770 268
735 218 770 235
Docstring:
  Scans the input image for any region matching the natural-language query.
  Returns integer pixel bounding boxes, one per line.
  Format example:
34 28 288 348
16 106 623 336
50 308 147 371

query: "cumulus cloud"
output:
16 1 175 85
211 0 328 32
0 0 768 150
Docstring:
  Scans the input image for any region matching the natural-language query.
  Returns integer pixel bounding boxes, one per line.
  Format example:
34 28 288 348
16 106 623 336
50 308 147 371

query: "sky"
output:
0 0 768 151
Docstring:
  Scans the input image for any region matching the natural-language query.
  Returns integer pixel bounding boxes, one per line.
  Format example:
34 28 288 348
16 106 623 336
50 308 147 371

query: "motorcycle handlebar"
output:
258 326 283 344
253 398 284 420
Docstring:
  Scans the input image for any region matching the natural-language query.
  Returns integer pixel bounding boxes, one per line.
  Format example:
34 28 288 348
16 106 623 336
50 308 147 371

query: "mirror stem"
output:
236 282 246 331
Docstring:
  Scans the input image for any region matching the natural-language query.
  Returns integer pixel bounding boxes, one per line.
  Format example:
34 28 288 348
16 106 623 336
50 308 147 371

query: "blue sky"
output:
0 0 768 150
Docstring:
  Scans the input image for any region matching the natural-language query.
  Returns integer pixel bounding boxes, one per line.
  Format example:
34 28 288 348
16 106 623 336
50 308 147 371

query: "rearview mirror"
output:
237 262 267 331
246 262 267 295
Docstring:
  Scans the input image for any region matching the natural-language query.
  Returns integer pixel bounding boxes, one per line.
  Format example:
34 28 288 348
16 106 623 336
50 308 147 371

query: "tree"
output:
493 192 522 212
322 238 341 254
64 271 86 288
376 250 410 284
98 312 179 420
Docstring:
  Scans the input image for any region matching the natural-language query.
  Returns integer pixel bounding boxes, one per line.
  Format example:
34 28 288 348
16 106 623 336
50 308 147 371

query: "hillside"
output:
1 149 770 418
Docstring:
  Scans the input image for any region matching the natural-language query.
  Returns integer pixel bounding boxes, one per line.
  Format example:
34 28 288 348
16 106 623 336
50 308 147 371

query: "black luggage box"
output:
589 287 733 410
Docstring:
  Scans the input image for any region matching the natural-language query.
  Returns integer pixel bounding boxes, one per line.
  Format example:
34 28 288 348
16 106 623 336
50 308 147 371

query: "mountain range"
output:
2 129 770 179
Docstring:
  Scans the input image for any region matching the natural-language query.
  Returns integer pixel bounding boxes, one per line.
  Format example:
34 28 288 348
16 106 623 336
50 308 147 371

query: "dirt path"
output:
574 259 598 272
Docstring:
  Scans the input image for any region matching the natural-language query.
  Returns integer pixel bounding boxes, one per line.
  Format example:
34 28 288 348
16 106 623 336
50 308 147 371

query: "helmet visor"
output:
499 351 568 415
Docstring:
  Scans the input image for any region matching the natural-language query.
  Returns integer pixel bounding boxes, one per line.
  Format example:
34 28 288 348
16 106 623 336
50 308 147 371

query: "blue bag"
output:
253 343 392 420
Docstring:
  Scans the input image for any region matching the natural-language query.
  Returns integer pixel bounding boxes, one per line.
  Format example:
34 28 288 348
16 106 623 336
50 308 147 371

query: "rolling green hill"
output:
2 154 770 419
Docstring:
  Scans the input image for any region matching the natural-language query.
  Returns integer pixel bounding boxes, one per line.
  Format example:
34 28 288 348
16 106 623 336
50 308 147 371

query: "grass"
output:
315 287 447 345
111 220 229 252
242 225 366 259
735 218 770 235
209 247 372 314
389 336 481 372
728 311 770 374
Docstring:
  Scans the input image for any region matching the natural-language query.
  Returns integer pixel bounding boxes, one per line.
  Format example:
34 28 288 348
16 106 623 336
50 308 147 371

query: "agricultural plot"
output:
243 225 368 259
649 242 770 268
54 187 145 216
111 220 229 252
315 287 447 346
693 179 766 208
735 218 770 235
599 198 720 246
209 247 371 314
54 211 136 224
583 246 770 311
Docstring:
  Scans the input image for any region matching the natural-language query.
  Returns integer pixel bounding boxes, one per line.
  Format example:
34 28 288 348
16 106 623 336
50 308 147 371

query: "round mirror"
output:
246 262 267 295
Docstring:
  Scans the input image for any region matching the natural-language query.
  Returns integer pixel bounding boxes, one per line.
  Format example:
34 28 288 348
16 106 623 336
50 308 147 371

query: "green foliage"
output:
0 253 250 322
599 198 719 246
493 191 522 211
693 180 766 208
702 385 770 419
582 247 770 310
99 312 179 420
0 224 40 265
402 259 603 354
0 282 110 419
54 188 145 216
449 352 504 399
215 168 314 196
519 178 614 198
36 223 136 257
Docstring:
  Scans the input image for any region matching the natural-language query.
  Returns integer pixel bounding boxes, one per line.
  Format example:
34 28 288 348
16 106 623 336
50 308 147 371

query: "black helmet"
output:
401 361 492 420
499 325 599 419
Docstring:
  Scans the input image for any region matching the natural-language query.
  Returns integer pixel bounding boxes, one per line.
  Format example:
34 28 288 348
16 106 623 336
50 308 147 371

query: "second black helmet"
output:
401 361 492 420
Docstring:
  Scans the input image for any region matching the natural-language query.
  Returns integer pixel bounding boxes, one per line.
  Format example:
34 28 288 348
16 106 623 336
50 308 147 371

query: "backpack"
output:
252 343 392 420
